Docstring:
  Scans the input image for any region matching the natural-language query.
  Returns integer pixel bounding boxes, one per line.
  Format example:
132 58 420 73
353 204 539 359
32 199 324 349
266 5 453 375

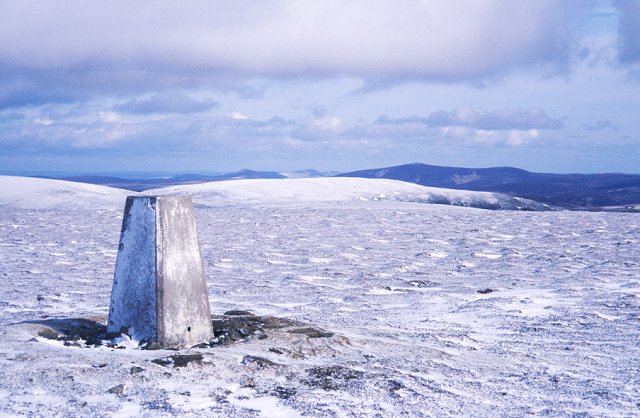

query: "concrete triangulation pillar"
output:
107 195 213 348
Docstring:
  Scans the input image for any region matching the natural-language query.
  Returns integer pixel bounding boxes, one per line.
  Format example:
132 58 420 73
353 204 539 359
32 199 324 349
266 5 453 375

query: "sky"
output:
1 0 639 175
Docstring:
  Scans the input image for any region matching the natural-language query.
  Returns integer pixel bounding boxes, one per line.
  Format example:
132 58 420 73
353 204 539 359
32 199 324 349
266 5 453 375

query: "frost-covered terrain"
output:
0 176 129 210
0 176 638 416
150 177 551 211
0 176 551 211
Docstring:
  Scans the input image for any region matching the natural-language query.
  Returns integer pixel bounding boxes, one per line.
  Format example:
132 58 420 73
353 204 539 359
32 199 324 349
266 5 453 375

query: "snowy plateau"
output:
0 175 638 417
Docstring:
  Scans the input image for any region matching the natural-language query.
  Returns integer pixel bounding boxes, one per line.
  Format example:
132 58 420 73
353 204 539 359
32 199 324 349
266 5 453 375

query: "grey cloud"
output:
581 118 617 131
0 112 25 123
116 93 218 114
0 77 84 110
617 2 640 63
0 0 570 108
377 107 564 131
0 64 259 109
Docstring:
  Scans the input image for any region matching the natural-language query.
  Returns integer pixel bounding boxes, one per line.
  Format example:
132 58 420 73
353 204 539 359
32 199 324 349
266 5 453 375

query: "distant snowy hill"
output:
0 176 551 211
0 176 129 210
0 176 550 211
150 177 551 210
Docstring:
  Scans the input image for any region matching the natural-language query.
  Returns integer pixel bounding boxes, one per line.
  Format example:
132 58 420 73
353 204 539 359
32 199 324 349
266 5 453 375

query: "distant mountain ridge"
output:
337 163 640 211
37 169 334 192
22 163 640 211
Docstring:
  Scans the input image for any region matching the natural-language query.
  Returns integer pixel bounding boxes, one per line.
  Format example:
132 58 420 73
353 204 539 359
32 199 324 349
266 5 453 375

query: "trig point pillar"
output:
107 196 213 348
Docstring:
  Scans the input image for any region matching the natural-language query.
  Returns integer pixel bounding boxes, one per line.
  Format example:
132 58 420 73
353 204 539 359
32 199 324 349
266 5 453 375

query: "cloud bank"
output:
0 0 569 107
116 93 218 115
617 1 640 63
1 1 638 174
378 107 564 131
0 104 563 155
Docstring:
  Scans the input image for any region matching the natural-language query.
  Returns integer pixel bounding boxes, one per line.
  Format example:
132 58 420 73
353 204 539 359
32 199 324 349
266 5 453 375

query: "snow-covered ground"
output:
150 177 550 210
0 175 550 211
0 176 638 416
0 176 129 210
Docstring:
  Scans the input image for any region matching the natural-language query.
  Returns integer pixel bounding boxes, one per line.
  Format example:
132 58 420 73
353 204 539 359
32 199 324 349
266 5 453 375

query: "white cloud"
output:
312 116 342 130
230 111 249 120
33 117 54 126
442 126 540 146
99 111 122 123
508 129 540 146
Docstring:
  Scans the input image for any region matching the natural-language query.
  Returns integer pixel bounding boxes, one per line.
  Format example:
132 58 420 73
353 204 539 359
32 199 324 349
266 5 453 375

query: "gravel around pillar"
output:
107 196 213 348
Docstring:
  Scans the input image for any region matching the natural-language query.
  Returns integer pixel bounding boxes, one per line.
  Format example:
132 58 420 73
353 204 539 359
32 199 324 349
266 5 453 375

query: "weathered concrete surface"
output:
156 196 213 347
107 196 212 348
107 197 157 342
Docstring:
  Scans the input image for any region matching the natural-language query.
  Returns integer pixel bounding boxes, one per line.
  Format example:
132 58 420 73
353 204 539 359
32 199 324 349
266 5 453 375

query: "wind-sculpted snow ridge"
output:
150 177 551 210
0 201 638 416
0 176 131 210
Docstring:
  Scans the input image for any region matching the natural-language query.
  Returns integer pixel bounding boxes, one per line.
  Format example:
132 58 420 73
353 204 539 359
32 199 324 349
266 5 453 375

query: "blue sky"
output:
1 0 639 174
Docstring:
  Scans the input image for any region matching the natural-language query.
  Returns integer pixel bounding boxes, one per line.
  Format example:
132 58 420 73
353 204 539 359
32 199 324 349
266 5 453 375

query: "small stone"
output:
228 330 242 341
288 327 334 338
171 354 203 368
409 280 439 288
241 355 276 369
224 310 255 316
388 379 405 392
144 342 162 350
130 366 144 374
307 365 364 380
272 386 296 399
151 357 173 367
192 342 209 349
84 337 102 347
107 384 125 395
37 328 59 340
305 366 364 391
153 354 204 368
477 288 495 294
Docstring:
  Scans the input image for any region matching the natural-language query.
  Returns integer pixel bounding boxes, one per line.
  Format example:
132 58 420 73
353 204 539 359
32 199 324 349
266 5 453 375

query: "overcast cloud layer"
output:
0 1 639 174
0 1 566 81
